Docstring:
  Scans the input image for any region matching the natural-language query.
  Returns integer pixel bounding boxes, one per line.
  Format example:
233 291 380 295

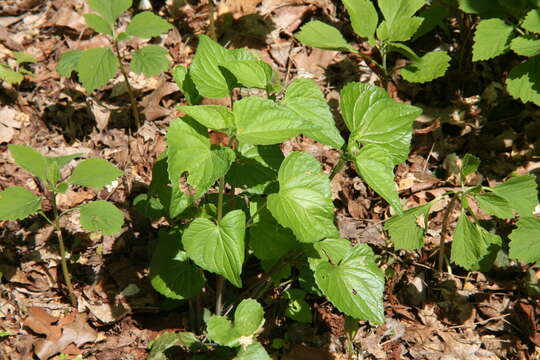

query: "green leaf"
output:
315 244 385 323
340 82 422 164
296 21 356 53
281 78 344 149
148 331 201 360
130 45 170 76
342 0 378 39
68 158 122 189
172 65 202 105
79 200 124 235
472 19 514 62
190 35 235 98
249 217 297 261
414 4 450 40
226 143 282 194
509 217 540 263
379 0 425 24
376 16 423 42
133 193 165 220
182 210 246 287
450 212 489 270
84 13 113 35
234 298 265 336
0 187 42 221
8 144 48 181
353 145 402 213
56 50 83 78
522 9 540 33
220 60 273 90
506 57 540 106
267 152 339 243
233 96 311 145
307 238 352 271
401 51 451 83
13 51 37 64
284 289 312 323
44 153 81 187
0 65 23 84
87 0 131 25
207 316 240 347
126 11 173 38
150 228 205 299
475 192 514 219
461 153 480 179
510 36 540 57
491 174 538 216
234 342 271 360
385 203 432 250
77 47 118 92
207 298 265 347
458 0 502 14
166 118 234 217
178 105 234 131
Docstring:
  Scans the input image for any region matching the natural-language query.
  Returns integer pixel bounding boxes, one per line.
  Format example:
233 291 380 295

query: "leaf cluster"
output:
385 153 540 270
0 51 37 85
467 0 540 105
296 0 451 83
56 0 172 92
0 145 124 236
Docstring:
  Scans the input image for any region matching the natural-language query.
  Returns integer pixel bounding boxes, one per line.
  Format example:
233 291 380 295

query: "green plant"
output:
385 153 540 273
132 34 427 356
0 51 37 85
0 145 124 306
56 0 173 128
296 0 451 84
463 0 540 105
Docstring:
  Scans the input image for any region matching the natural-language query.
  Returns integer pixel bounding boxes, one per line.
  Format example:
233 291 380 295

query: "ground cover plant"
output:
1 0 540 359
56 0 173 128
296 0 451 85
0 145 124 306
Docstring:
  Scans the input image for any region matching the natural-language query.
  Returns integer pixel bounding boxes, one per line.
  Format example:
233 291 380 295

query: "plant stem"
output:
113 40 141 129
330 157 346 180
215 176 226 315
51 193 77 307
208 0 217 41
438 196 458 274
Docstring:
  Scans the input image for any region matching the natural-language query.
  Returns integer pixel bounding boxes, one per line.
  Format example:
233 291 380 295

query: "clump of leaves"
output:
133 34 426 356
0 51 37 85
385 153 540 272
464 0 540 105
0 145 124 306
296 0 451 84
56 0 173 127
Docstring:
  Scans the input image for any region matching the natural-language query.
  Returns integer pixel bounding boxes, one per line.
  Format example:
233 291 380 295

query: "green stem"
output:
215 176 226 315
439 195 458 274
208 0 217 41
113 40 141 129
51 193 77 307
330 157 346 180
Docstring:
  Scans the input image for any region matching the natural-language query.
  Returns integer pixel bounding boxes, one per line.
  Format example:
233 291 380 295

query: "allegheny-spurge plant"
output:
134 34 424 357
0 51 37 85
385 153 540 273
296 0 451 85
464 0 540 105
0 145 124 306
56 0 173 128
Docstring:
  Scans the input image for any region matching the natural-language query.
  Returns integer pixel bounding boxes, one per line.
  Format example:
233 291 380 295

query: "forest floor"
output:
0 0 539 359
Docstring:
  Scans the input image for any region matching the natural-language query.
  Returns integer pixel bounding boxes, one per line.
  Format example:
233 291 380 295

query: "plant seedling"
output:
385 153 540 272
132 35 428 357
0 145 125 306
464 0 540 105
296 0 451 85
0 51 37 85
56 0 173 128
